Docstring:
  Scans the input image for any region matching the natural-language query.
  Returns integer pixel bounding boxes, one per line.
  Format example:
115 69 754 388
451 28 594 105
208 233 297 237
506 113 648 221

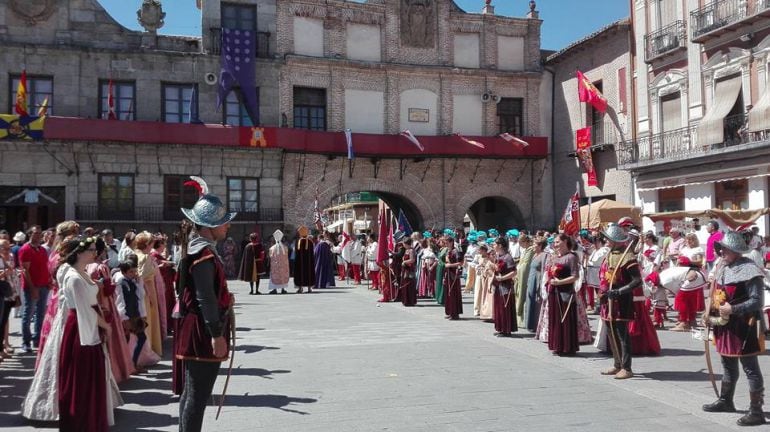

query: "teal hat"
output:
485 237 495 245
487 228 499 237
423 231 432 239
445 230 457 239
468 234 477 243
546 236 554 245
506 229 520 238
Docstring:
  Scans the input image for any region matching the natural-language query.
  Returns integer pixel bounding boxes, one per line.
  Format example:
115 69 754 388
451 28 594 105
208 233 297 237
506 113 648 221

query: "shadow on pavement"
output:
216 393 317 415
637 369 720 382
234 344 280 354
113 409 177 431
659 348 705 357
218 367 291 379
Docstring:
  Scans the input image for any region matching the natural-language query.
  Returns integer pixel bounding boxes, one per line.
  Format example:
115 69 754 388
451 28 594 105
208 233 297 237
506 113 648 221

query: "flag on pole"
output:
217 28 259 125
340 231 352 250
388 213 395 252
397 209 414 236
454 133 485 149
15 70 28 117
312 190 324 232
576 127 598 187
37 97 48 117
376 206 389 264
345 128 354 160
400 130 424 152
499 132 529 149
124 100 134 121
559 190 581 236
577 70 608 113
107 79 117 120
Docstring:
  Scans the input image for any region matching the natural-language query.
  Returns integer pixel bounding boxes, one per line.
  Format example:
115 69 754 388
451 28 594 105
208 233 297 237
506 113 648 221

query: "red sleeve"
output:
17 245 29 264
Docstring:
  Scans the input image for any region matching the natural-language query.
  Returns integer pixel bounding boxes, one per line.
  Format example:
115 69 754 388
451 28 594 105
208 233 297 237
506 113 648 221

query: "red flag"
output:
576 127 598 187
559 191 581 236
400 130 424 152
340 231 352 250
577 70 607 113
454 133 485 149
376 206 389 264
15 70 28 117
107 79 117 120
499 132 529 149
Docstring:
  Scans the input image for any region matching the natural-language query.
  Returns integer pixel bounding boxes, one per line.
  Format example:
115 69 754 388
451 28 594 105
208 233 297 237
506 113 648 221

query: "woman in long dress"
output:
87 239 134 383
400 239 417 306
135 231 163 356
524 238 546 331
545 234 580 356
268 230 290 294
476 245 496 320
434 238 447 306
58 236 122 430
221 237 239 279
418 241 436 298
514 235 533 326
492 238 517 336
672 234 705 331
443 236 463 320
151 237 176 334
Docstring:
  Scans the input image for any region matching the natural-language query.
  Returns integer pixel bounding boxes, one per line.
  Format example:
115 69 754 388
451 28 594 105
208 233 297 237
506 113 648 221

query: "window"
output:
99 80 136 120
162 84 195 123
293 87 326 130
658 187 685 212
224 90 254 126
164 175 200 220
221 2 256 31
715 180 748 210
98 174 134 219
227 177 259 215
660 92 682 132
9 74 53 116
589 81 604 145
497 98 523 136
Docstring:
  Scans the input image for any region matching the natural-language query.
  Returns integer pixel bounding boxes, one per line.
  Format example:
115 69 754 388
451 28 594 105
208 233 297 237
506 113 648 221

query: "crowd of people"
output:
0 193 769 428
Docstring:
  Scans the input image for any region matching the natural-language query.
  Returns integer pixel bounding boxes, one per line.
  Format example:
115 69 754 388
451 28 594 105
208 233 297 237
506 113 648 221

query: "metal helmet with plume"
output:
183 175 209 196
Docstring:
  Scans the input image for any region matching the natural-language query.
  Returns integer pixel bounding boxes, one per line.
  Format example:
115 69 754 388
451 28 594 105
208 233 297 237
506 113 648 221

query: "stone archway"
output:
454 182 530 230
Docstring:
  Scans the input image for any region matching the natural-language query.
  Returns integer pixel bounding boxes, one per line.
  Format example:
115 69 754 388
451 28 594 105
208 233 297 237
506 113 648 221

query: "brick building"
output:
0 0 551 238
622 0 770 235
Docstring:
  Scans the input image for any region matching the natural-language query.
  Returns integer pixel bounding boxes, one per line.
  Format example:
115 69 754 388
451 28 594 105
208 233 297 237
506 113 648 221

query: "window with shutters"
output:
715 180 749 210
227 177 259 217
497 98 523 136
98 174 134 220
660 92 682 132
293 87 327 131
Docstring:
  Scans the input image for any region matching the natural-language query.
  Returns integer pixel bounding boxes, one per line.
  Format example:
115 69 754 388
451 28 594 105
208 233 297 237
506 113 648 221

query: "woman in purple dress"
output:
545 233 580 356
400 238 417 306
492 237 517 336
443 235 463 320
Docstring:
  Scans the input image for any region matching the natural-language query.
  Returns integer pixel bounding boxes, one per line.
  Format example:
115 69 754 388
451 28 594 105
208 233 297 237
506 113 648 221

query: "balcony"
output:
76 205 283 223
691 0 770 43
209 27 272 58
645 21 687 62
616 113 757 168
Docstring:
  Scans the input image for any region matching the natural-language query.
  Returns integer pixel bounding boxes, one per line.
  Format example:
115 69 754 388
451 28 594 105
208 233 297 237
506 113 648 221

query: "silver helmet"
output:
602 224 629 243
715 230 750 255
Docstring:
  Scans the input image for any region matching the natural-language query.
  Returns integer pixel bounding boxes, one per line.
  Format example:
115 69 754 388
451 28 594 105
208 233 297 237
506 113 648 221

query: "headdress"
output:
181 176 237 228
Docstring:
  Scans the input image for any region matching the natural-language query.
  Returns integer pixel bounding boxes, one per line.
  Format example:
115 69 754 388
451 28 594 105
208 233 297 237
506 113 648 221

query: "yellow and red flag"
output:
559 190 581 236
577 70 607 113
576 127 598 187
15 70 28 117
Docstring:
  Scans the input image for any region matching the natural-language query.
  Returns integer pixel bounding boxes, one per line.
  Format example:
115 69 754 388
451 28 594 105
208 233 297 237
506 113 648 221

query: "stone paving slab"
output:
0 279 768 431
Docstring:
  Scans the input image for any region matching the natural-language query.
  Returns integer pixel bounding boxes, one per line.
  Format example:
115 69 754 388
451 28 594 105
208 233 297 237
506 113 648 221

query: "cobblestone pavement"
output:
1 279 768 431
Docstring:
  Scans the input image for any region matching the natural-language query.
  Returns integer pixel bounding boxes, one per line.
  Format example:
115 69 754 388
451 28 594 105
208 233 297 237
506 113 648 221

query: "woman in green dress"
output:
434 237 448 305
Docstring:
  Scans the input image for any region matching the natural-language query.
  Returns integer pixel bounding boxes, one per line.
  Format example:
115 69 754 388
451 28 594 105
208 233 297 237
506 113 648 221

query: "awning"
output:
696 75 742 146
326 219 346 231
749 86 770 132
636 171 770 191
645 208 770 229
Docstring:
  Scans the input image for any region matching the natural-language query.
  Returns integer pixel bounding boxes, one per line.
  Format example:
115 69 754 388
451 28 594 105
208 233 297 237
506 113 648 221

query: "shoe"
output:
601 367 621 376
281 289 287 294
702 382 736 413
736 390 766 426
21 344 32 354
268 290 277 295
377 298 388 302
296 288 304 294
670 322 690 332
307 288 313 293
254 290 261 295
614 369 634 380
249 291 254 295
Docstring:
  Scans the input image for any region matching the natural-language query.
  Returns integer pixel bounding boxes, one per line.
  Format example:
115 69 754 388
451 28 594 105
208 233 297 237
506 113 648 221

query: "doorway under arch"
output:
326 191 425 233
464 196 525 232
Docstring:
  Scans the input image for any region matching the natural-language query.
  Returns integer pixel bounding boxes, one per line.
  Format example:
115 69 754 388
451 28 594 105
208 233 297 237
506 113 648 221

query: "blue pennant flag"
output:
397 209 413 236
189 85 203 124
217 28 259 125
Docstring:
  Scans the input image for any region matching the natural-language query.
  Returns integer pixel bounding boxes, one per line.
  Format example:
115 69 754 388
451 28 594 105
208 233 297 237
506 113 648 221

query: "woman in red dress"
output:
151 237 176 334
492 237 517 336
546 233 580 356
443 235 463 320
400 238 417 306
58 236 116 431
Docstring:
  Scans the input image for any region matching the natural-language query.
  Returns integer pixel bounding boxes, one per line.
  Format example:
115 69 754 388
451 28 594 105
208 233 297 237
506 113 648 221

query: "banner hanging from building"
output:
576 127 597 187
0 114 45 140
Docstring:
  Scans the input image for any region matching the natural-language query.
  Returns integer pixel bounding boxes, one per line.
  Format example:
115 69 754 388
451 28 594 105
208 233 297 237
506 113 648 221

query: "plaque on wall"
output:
408 108 430 123
400 0 436 48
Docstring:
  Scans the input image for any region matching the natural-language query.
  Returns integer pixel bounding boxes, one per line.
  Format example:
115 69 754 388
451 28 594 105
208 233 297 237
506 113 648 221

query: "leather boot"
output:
737 390 766 426
703 381 736 413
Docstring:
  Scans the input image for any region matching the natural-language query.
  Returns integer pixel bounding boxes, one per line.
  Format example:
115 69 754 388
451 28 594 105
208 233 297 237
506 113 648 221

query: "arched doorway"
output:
465 196 524 232
324 191 425 235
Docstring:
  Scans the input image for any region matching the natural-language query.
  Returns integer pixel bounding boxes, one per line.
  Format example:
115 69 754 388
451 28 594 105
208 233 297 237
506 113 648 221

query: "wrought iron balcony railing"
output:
645 20 687 62
209 27 272 58
76 205 283 222
691 0 770 42
616 113 753 167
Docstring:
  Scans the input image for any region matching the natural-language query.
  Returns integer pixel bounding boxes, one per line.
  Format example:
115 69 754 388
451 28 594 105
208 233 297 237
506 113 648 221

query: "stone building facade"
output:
545 20 634 212
0 0 549 237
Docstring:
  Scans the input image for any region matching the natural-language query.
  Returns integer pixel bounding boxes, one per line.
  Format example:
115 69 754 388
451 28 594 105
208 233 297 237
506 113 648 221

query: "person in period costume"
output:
545 233 580 356
87 239 134 383
514 235 533 327
293 226 315 293
174 177 236 431
443 234 463 320
492 237 517 336
476 241 496 320
221 237 239 279
463 232 479 294
314 233 336 290
239 232 266 295
58 236 123 431
152 237 177 335
418 239 437 298
366 234 380 292
333 235 349 282
598 225 641 380
435 235 449 306
350 236 365 285
399 234 417 306
268 230 290 294
114 259 148 371
702 231 766 426
135 231 163 356
524 238 547 331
